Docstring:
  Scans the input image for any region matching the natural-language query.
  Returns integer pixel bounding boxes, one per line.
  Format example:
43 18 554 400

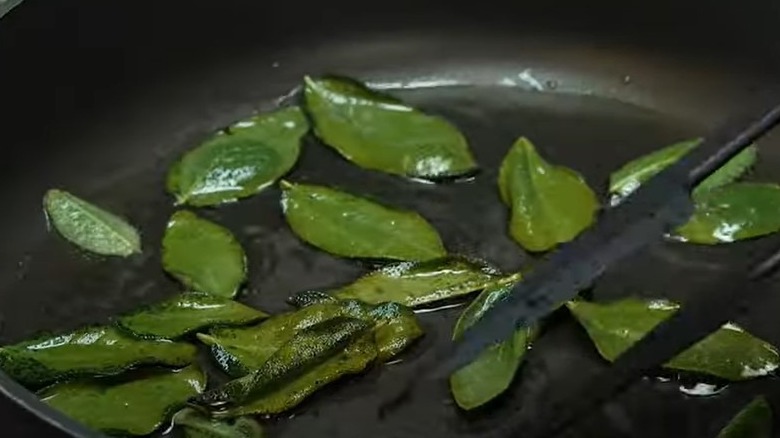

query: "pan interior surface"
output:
1 6 780 436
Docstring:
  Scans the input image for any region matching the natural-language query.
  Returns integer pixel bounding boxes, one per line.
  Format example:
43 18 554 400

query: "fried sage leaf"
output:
281 181 446 261
43 189 141 256
567 298 780 380
288 292 423 361
0 326 196 387
199 299 421 376
162 211 247 298
674 183 780 244
173 408 264 438
449 281 534 410
117 292 268 339
303 76 477 179
323 257 507 307
40 365 206 436
717 396 773 438
608 138 757 202
167 106 309 207
498 137 598 252
195 317 374 416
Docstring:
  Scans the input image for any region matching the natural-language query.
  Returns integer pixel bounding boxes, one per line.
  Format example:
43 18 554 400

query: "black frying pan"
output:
2 1 780 437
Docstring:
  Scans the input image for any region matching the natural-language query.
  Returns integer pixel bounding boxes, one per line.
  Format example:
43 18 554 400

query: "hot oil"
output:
3 85 732 438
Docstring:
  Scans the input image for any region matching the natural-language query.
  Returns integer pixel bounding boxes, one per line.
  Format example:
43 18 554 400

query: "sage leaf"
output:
674 183 780 244
718 396 773 438
498 137 598 252
40 365 206 436
199 299 421 376
195 317 373 415
449 281 535 410
162 211 247 298
0 326 196 387
217 334 376 417
173 408 264 438
608 138 757 203
323 257 509 307
303 76 477 179
567 298 780 380
281 181 446 261
117 292 269 339
167 106 309 207
43 189 141 256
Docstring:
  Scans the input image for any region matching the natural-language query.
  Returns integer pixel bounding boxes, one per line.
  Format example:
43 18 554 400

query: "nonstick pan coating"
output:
2 1 780 437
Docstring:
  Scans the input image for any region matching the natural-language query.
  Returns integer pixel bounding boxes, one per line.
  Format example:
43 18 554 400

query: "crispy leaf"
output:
281 181 446 261
608 138 757 203
567 298 780 380
674 183 780 244
325 257 507 307
718 396 773 438
0 326 196 387
195 317 373 412
303 76 477 179
43 189 141 256
173 408 264 438
40 365 205 436
449 281 534 410
167 107 309 206
218 334 377 416
162 211 247 298
199 299 421 376
498 137 598 252
117 292 268 339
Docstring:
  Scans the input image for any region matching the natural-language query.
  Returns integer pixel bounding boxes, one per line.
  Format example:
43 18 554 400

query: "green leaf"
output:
40 365 206 436
449 282 534 410
498 137 599 252
303 76 477 179
0 326 196 387
217 334 377 417
281 181 446 261
718 396 773 438
167 106 309 206
608 138 757 202
43 189 141 256
162 211 247 298
324 257 509 307
567 298 780 380
117 292 269 339
173 408 264 438
195 317 374 416
674 183 780 244
199 299 421 376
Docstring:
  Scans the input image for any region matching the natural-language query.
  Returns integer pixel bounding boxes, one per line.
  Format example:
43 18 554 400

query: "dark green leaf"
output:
195 317 373 415
567 298 780 380
117 292 269 339
498 137 598 252
0 326 196 387
173 408 264 438
43 189 141 256
718 396 773 438
162 211 247 298
167 107 309 206
218 334 376 417
303 76 477 179
326 257 511 307
281 181 446 261
40 365 205 436
674 183 780 244
449 282 534 410
608 138 757 203
199 299 421 376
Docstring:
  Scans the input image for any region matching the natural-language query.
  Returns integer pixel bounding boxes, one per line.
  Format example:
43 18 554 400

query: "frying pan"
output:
2 1 780 437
